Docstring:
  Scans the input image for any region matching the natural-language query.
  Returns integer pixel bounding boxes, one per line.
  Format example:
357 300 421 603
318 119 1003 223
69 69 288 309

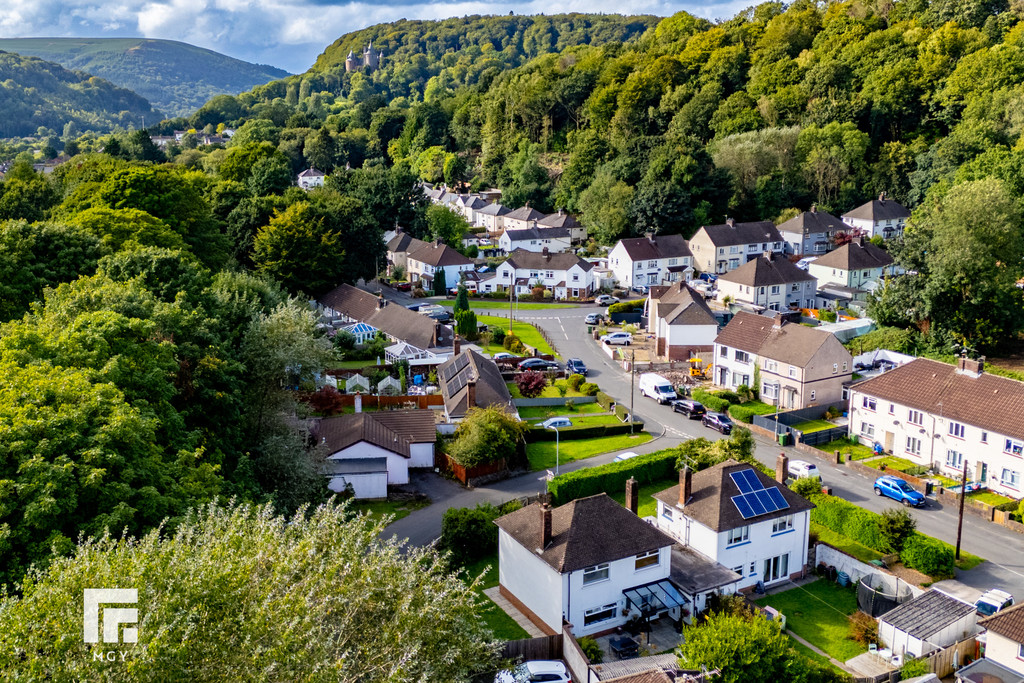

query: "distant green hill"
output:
0 50 156 137
0 38 290 117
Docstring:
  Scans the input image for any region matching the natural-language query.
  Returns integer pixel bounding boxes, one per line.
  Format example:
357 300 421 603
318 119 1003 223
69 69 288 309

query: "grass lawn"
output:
811 522 883 564
791 419 837 434
526 414 622 427
818 438 877 461
335 359 383 369
350 498 430 523
527 433 653 471
438 299 579 311
507 379 588 399
932 474 959 487
457 555 529 641
755 579 865 662
609 477 676 517
871 455 922 472
789 638 847 676
517 403 606 419
969 490 1016 506
478 315 558 357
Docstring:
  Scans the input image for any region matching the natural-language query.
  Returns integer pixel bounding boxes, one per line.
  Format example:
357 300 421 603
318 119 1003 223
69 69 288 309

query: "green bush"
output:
714 390 741 403
491 328 506 345
901 534 955 578
692 389 730 413
548 448 680 505
525 422 643 442
566 373 585 391
607 300 645 314
728 401 777 424
578 636 603 664
580 382 600 396
790 477 823 498
809 494 885 552
597 391 616 410
438 500 523 566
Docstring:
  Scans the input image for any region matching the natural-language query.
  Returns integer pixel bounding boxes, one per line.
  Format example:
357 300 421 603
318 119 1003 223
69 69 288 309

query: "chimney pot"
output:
726 217 735 228
540 504 552 549
679 467 692 507
625 477 639 515
776 453 789 484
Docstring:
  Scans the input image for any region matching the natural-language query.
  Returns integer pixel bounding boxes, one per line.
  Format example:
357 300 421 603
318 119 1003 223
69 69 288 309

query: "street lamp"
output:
548 425 562 475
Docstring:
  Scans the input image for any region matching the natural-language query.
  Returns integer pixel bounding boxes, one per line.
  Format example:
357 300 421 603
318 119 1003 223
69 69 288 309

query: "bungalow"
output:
498 226 572 254
318 283 454 353
297 168 326 189
406 241 475 287
807 238 893 291
493 248 596 300
609 234 694 289
777 206 844 256
956 602 1024 682
715 252 817 312
842 192 911 240
647 282 719 361
436 349 515 422
688 219 785 275
316 409 437 495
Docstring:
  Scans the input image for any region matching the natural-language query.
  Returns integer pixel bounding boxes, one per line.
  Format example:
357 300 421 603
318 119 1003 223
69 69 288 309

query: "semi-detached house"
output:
777 206 844 256
609 234 694 289
807 238 893 291
715 252 817 312
841 192 911 240
688 219 784 275
848 357 1024 499
490 248 596 300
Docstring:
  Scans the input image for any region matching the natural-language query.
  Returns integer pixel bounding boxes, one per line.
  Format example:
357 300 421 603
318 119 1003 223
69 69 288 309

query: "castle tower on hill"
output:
345 42 384 72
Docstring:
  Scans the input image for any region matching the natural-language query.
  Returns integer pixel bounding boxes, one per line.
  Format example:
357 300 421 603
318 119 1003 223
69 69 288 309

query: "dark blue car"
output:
566 358 588 376
874 475 925 507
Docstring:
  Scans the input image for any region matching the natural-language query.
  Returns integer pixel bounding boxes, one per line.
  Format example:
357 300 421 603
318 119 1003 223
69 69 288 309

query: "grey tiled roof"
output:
717 254 815 287
843 196 911 222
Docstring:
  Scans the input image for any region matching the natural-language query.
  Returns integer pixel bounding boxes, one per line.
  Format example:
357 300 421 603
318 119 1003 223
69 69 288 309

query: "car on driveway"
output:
541 417 572 429
595 294 619 306
492 352 517 360
976 589 1015 617
698 272 718 283
566 358 588 376
702 412 733 434
584 312 605 325
672 399 706 419
600 331 632 345
393 281 412 292
494 660 571 683
874 475 925 507
519 358 559 371
632 285 648 295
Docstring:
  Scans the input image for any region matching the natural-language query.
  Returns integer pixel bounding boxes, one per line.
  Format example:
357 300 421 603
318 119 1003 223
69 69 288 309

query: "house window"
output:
789 366 797 378
771 285 780 295
949 422 966 439
772 515 793 533
648 260 657 268
584 603 618 626
764 360 777 372
572 274 579 281
810 390 816 401
888 403 895 415
1001 469 1021 489
545 271 554 278
749 562 756 575
635 549 660 571
730 246 740 254
906 437 921 456
661 506 674 521
719 346 727 358
735 350 750 363
791 283 800 292
861 422 875 438
763 553 790 582
635 263 642 270
981 432 988 444
668 258 678 266
1006 439 1024 456
582 563 610 585
843 361 848 372
908 410 923 426
762 383 779 400
862 397 877 411
946 450 963 469
832 363 838 374
727 526 749 546
748 244 759 252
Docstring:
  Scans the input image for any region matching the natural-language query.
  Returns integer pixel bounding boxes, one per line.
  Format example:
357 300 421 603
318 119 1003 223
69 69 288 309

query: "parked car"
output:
672 399 706 419
788 460 821 481
698 272 718 283
492 352 517 360
613 451 641 462
494 660 572 683
600 331 632 345
639 373 677 404
873 475 925 507
632 285 649 295
795 257 817 271
976 589 1015 617
595 294 619 306
584 313 605 325
518 358 559 371
541 417 572 429
702 412 733 434
566 358 588 376
394 281 412 292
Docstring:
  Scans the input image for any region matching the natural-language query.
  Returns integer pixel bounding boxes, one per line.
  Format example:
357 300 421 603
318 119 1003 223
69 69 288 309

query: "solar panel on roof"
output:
744 491 767 516
766 487 790 510
730 470 762 494
753 489 776 512
732 495 756 519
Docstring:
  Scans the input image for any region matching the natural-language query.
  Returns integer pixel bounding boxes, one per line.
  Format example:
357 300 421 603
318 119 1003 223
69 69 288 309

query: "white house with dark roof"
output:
956 601 1024 682
688 219 785 275
498 226 572 254
808 237 894 290
715 252 817 311
386 230 429 273
848 356 1024 498
495 493 685 636
456 195 491 225
842 192 911 240
713 312 852 408
777 206 845 256
538 210 586 244
436 349 515 422
653 459 813 593
297 168 326 189
406 240 475 287
647 282 719 361
878 588 978 658
476 202 511 233
503 205 547 231
491 248 596 300
609 234 694 289
315 410 437 495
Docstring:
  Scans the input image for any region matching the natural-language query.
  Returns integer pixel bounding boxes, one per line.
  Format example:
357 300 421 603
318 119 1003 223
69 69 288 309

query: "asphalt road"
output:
381 295 1024 600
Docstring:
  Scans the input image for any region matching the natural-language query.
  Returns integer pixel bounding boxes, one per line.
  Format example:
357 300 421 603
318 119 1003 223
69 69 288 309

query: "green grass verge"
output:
350 498 430 523
870 455 922 472
954 548 985 571
609 477 676 518
526 433 653 471
791 420 837 434
438 300 580 310
478 315 558 357
526 414 621 426
517 403 606 419
755 579 865 662
789 638 847 676
811 522 883 564
458 555 529 641
335 359 385 369
818 438 877 461
968 490 1016 506
507 379 587 399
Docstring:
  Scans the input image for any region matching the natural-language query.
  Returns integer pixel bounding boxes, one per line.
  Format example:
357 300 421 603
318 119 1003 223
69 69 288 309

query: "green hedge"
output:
728 401 778 424
548 448 679 505
438 500 523 566
901 534 955 578
597 391 616 411
692 388 730 413
525 422 643 442
607 300 645 314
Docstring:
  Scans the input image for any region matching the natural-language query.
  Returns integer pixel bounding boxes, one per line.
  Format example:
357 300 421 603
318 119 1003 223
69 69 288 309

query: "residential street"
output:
382 297 1024 600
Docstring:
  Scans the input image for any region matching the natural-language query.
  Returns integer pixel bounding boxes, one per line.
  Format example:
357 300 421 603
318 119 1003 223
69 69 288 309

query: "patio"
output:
592 616 684 661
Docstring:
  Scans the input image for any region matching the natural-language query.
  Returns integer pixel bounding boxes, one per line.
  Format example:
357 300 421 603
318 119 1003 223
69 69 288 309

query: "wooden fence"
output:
925 635 976 677
500 634 562 662
434 452 508 486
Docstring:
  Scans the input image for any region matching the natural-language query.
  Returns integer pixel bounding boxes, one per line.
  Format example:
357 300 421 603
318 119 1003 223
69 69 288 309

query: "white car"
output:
494 660 571 683
613 451 641 462
600 331 632 346
541 417 572 429
976 589 1015 617
788 460 821 481
595 294 619 306
492 352 517 360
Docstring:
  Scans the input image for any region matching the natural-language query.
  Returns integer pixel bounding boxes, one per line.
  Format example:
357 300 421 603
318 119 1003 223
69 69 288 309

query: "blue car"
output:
874 475 925 507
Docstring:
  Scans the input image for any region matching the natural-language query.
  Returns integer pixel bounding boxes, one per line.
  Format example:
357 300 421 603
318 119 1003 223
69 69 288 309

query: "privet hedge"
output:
547 448 679 505
900 535 955 579
692 388 730 413
597 391 615 410
524 422 644 442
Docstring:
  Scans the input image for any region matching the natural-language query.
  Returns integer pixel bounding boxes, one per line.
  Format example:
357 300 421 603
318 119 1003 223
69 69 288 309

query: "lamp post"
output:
548 425 561 475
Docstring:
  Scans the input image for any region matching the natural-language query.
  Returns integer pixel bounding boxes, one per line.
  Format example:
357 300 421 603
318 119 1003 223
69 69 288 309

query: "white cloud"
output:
0 0 750 73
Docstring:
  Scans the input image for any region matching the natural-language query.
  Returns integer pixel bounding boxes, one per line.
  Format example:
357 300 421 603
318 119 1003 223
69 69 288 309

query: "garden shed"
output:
878 588 978 658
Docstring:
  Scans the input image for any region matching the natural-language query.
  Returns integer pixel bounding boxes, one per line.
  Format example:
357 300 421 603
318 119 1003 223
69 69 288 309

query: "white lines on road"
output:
989 562 1024 580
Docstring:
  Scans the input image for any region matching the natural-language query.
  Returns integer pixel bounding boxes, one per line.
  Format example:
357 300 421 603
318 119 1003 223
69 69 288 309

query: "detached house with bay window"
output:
848 357 1024 499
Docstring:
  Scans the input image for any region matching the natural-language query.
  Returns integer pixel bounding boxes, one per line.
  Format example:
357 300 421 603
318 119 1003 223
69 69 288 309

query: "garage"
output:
324 458 388 500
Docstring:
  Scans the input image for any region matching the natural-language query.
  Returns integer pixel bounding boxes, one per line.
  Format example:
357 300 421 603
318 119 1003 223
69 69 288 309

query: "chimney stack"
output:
810 204 817 213
466 379 477 408
763 250 772 261
540 504 552 550
879 191 886 202
956 355 985 378
773 312 785 329
625 477 639 515
678 467 692 507
378 293 386 309
776 453 789 484
726 217 735 227
354 392 362 414
453 334 461 356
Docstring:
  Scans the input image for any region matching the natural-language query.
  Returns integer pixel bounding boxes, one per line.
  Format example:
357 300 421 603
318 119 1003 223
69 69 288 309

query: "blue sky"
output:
0 0 751 73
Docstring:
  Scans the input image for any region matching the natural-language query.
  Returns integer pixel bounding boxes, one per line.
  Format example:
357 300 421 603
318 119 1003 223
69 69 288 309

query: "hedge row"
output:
692 388 730 413
525 422 644 442
548 448 679 505
597 391 616 411
607 300 646 314
728 401 778 424
900 535 955 578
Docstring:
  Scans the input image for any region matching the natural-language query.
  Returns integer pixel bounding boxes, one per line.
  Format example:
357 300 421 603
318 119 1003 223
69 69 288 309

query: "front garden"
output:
526 432 653 471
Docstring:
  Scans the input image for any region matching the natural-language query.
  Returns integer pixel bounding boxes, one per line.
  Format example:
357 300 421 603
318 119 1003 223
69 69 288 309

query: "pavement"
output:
377 291 1024 600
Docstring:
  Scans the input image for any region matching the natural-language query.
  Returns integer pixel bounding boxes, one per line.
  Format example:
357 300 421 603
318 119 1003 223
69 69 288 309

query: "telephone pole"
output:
630 349 636 434
955 457 968 560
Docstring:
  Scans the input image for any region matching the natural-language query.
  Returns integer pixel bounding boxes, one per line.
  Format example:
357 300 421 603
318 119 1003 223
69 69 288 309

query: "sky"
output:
0 0 751 74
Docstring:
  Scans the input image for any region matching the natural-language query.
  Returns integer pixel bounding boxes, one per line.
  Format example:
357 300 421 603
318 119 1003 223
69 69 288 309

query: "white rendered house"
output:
841 192 910 240
609 234 694 289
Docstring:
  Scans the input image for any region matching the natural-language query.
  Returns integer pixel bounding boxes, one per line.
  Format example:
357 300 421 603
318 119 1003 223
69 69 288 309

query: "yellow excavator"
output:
688 357 711 380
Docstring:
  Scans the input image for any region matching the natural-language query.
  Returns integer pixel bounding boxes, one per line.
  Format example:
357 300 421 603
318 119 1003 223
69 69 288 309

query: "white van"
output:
788 460 821 481
639 373 677 404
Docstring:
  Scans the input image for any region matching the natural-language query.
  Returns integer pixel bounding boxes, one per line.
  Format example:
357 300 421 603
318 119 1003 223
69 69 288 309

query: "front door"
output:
884 431 895 453
763 554 789 583
978 462 988 483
